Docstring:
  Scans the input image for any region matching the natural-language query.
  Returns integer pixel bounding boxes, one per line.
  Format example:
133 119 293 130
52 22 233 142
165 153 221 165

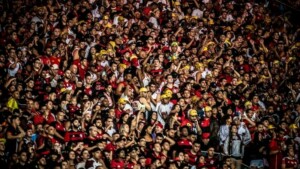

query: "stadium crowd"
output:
0 0 300 169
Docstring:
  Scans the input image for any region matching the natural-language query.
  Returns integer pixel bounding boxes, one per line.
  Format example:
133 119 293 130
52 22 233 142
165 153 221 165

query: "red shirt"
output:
200 118 211 134
63 79 75 90
177 138 193 153
187 150 200 165
126 161 136 169
84 86 93 96
49 56 61 65
268 138 283 169
73 59 87 80
110 159 125 169
55 121 66 135
115 107 125 119
105 142 117 152
150 68 163 76
282 157 298 169
33 113 55 125
205 156 218 169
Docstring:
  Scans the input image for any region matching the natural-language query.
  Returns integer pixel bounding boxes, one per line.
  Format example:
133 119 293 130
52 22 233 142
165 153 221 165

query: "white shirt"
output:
149 17 160 29
156 101 174 126
86 158 102 169
192 9 204 19
8 61 21 77
113 16 128 26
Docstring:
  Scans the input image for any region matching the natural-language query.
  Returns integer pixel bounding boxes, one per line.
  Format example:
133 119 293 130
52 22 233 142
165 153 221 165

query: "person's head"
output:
118 98 127 110
124 71 133 82
180 126 190 137
230 124 238 134
155 123 163 134
46 100 54 110
120 113 129 123
89 126 99 137
116 148 126 159
119 123 130 135
287 147 295 157
224 115 232 125
38 156 47 166
204 106 212 118
81 149 90 160
166 74 174 83
232 115 240 125
161 140 170 152
149 83 157 93
116 137 125 148
207 147 215 157
175 151 185 162
138 138 146 147
92 148 103 160
11 115 20 126
192 141 201 153
188 109 198 122
153 142 161 153
12 90 20 99
19 151 28 162
112 133 120 142
56 111 65 122
0 139 5 152
167 128 176 138
155 133 164 143
139 87 148 97
128 147 138 159
68 150 76 160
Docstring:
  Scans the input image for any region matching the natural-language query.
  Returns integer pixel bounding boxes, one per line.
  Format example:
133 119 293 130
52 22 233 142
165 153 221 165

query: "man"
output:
151 142 164 161
200 106 213 136
110 148 126 169
0 139 7 168
35 156 47 169
84 126 102 152
126 147 140 169
116 69 138 96
54 111 66 141
85 148 107 169
177 126 193 153
114 98 127 119
136 87 152 112
206 147 219 169
187 141 201 166
181 109 202 135
6 115 26 154
156 94 174 126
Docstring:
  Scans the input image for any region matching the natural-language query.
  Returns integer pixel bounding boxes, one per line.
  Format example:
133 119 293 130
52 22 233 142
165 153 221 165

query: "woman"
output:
65 150 77 169
140 125 154 146
117 113 130 129
76 149 90 169
119 123 130 137
223 125 245 169
147 111 158 126
103 84 114 107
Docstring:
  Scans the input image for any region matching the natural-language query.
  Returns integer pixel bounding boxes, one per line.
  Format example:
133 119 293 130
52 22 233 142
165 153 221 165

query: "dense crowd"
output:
0 0 300 169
